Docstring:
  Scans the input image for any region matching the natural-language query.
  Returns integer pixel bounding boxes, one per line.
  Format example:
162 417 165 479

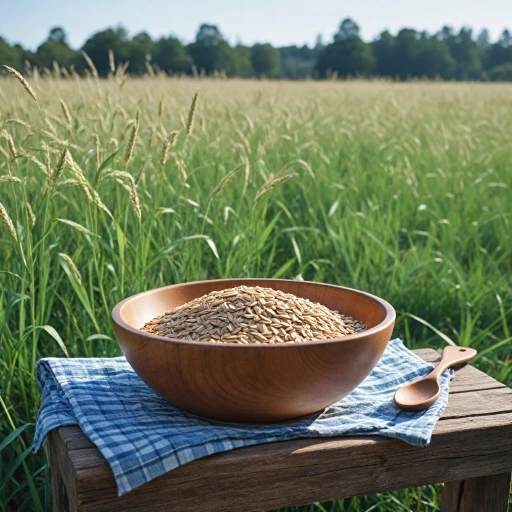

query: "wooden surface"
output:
441 472 512 511
47 348 512 512
112 278 395 422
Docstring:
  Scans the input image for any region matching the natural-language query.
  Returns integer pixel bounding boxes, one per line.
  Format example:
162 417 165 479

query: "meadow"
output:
0 70 511 511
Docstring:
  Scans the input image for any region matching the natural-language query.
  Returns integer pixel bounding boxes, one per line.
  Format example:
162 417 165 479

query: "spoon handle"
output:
430 346 477 379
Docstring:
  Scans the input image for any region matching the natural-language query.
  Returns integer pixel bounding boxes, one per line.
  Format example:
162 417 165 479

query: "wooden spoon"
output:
394 346 477 412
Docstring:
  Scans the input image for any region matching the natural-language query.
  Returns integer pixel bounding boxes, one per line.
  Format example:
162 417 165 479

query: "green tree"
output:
188 24 235 75
373 30 395 77
232 44 253 77
488 63 512 80
250 43 280 77
315 18 375 78
486 30 512 72
152 37 193 75
81 27 129 75
0 38 24 70
128 32 155 74
35 27 78 70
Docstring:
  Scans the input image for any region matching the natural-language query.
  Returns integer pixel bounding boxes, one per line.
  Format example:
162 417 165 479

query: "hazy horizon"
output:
2 0 512 51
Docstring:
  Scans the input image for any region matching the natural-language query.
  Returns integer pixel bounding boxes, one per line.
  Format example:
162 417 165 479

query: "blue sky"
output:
2 0 511 50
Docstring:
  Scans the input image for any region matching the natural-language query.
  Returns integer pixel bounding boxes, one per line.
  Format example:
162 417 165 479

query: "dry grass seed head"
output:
58 253 82 284
60 99 72 126
0 202 18 242
25 201 36 228
6 119 31 130
4 132 17 162
81 51 98 79
29 156 48 176
158 94 165 120
255 172 299 200
2 65 37 101
0 175 22 184
47 147 68 192
94 134 100 169
160 131 179 166
186 90 199 136
211 163 244 199
108 49 115 74
124 110 140 164
65 151 92 201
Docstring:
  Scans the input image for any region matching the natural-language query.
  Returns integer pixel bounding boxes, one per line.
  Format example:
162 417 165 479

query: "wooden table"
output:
46 349 512 512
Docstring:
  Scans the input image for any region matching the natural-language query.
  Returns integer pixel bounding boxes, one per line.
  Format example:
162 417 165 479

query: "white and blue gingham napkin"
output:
33 338 451 496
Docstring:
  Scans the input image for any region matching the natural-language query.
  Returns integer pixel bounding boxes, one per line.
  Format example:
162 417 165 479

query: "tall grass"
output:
0 74 511 511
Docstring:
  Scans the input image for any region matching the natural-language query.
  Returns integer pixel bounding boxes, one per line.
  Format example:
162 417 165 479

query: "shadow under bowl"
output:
112 279 395 423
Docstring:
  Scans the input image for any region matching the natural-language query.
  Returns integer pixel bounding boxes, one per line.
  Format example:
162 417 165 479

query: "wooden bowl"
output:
112 279 395 423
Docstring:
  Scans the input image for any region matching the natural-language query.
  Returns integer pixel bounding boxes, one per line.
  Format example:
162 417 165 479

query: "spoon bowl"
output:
394 346 477 412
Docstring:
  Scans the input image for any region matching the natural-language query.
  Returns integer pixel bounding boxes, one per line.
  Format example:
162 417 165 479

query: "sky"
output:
2 0 512 50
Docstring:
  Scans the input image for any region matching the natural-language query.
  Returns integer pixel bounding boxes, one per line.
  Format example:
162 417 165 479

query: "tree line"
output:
1 19 512 81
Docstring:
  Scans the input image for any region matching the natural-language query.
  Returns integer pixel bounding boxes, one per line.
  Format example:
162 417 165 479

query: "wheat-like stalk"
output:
0 201 18 241
70 65 80 80
211 163 244 199
5 133 17 162
52 61 60 77
135 158 149 184
81 51 98 78
25 201 36 228
91 190 111 216
65 151 92 201
0 175 22 183
145 62 155 77
160 131 179 165
125 110 140 164
58 253 82 284
60 99 72 126
29 156 48 176
47 148 67 192
108 49 115 74
128 181 141 222
6 119 31 129
2 65 37 101
94 134 101 169
43 116 58 136
186 90 199 136
158 94 165 120
243 157 250 196
173 153 187 181
44 144 51 175
255 172 299 200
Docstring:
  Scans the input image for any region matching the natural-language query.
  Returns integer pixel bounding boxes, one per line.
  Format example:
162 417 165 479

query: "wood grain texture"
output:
45 440 70 512
45 349 512 512
441 472 511 512
112 279 396 422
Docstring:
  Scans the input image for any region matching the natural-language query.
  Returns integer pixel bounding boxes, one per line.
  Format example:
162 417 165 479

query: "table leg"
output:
441 472 511 512
45 441 69 512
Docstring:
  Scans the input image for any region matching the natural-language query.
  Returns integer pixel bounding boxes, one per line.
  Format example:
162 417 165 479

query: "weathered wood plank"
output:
45 440 70 512
411 349 505 393
67 412 512 512
441 472 511 512
48 429 79 512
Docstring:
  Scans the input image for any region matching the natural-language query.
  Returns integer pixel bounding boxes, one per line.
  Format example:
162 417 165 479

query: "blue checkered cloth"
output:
33 338 451 496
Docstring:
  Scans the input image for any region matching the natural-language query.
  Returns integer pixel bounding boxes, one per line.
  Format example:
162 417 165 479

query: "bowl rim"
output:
112 278 396 349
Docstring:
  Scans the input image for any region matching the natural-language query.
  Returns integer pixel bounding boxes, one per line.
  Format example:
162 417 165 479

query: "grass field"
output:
0 73 511 511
